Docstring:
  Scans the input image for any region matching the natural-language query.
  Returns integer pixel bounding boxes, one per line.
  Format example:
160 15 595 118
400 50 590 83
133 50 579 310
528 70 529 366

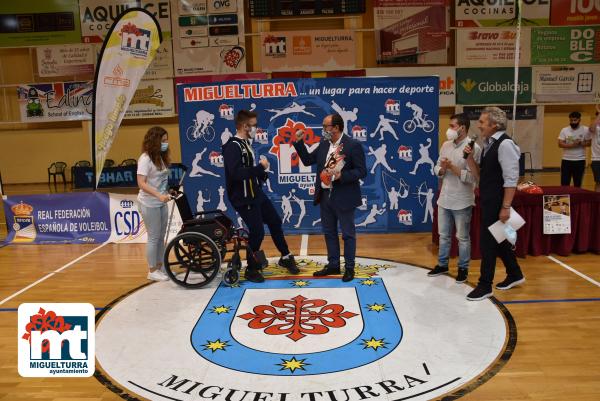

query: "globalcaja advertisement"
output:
177 77 440 234
456 67 532 104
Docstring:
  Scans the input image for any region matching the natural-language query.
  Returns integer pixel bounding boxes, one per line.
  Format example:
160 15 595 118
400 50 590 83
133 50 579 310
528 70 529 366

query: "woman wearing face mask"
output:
137 126 172 281
428 113 481 284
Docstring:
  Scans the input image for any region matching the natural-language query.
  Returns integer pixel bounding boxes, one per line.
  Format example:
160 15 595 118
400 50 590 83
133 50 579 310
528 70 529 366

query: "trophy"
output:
320 144 346 187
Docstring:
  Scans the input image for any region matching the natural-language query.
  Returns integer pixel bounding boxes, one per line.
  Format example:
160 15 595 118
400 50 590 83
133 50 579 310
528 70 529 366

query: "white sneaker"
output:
147 270 169 281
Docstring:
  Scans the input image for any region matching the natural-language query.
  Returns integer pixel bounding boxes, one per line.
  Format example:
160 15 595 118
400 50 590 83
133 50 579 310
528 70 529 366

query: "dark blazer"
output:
293 135 366 210
222 136 267 208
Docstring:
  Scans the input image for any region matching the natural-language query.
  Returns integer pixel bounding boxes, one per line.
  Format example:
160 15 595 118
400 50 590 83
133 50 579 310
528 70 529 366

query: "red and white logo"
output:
385 99 400 115
219 104 234 120
398 145 413 161
397 209 413 225
254 128 268 144
352 125 368 142
209 151 224 168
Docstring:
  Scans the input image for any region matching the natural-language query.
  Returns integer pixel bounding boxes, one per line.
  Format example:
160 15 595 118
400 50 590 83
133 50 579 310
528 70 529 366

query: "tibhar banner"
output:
550 0 600 26
455 0 550 27
260 30 356 72
534 65 600 103
366 66 456 107
374 0 448 65
456 28 531 67
93 8 162 189
171 0 247 76
17 82 93 123
531 26 600 65
177 77 439 234
456 67 532 104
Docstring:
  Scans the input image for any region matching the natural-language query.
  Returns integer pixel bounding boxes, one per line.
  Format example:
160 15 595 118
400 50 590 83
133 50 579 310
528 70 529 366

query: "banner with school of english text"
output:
177 77 439 234
2 192 183 245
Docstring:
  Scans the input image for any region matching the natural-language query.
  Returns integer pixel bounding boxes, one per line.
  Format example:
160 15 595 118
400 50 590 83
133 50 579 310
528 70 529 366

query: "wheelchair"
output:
163 191 248 288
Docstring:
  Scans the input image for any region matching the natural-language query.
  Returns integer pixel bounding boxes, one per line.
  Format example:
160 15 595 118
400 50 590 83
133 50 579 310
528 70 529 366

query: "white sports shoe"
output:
147 269 169 281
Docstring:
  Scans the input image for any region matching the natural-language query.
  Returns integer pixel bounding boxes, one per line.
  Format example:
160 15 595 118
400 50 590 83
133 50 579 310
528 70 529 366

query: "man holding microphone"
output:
293 113 367 281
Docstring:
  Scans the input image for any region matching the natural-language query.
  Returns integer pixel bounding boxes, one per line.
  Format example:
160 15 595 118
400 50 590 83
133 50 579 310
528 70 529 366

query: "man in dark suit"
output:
223 110 299 283
293 113 367 281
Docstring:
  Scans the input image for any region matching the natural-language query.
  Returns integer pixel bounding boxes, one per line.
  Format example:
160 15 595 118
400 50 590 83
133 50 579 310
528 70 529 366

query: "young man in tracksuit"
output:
222 110 299 283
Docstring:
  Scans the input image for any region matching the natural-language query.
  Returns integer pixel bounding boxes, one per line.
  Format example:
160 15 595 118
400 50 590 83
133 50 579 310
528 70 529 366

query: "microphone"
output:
463 138 476 159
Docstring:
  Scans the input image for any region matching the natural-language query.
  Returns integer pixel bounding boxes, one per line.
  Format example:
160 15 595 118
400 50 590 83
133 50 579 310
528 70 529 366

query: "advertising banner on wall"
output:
36 44 95 77
17 81 93 122
456 28 531 67
124 78 175 118
92 8 162 189
260 30 356 72
456 67 532 104
374 0 448 65
79 0 171 43
0 1 82 47
454 0 550 27
177 77 439 234
17 78 174 122
365 66 456 106
531 26 600 65
171 0 247 76
2 192 184 245
534 65 600 103
3 192 111 244
550 0 600 26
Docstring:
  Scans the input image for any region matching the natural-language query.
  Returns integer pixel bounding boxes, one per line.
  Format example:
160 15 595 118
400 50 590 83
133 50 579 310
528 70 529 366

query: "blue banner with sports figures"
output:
176 77 439 233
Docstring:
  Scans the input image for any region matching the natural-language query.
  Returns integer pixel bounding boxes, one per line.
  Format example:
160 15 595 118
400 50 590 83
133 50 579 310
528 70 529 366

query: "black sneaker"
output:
427 265 449 277
342 269 355 282
313 265 341 277
278 255 300 274
495 276 525 290
244 269 265 283
456 269 468 284
466 286 493 301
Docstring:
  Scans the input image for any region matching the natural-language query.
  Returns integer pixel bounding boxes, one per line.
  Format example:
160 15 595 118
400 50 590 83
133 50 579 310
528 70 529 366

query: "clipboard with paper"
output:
487 208 525 244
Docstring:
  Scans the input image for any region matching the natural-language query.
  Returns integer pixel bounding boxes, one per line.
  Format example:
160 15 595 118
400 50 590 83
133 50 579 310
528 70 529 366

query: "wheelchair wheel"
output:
223 268 239 286
164 232 221 288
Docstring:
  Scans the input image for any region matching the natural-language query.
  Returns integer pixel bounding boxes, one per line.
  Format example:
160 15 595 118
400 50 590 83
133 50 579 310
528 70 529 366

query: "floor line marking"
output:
0 242 109 306
300 234 308 256
547 255 600 288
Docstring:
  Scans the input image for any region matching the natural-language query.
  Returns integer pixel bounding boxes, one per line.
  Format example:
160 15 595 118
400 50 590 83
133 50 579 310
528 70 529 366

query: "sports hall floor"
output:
0 171 598 400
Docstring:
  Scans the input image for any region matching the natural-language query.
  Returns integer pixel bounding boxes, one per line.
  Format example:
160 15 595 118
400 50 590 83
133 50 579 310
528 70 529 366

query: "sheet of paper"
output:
487 208 525 244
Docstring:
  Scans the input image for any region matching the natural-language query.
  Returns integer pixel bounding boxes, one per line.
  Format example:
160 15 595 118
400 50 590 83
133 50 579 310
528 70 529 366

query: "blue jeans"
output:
139 203 168 269
438 205 472 270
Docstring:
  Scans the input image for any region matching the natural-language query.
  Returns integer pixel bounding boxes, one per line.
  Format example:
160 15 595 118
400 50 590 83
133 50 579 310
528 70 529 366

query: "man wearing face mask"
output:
558 111 591 187
222 110 299 283
428 113 481 284
293 113 367 282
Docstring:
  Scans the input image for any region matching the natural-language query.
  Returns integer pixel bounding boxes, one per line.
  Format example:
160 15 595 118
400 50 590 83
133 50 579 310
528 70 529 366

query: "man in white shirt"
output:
588 109 600 192
558 111 591 187
428 113 481 284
